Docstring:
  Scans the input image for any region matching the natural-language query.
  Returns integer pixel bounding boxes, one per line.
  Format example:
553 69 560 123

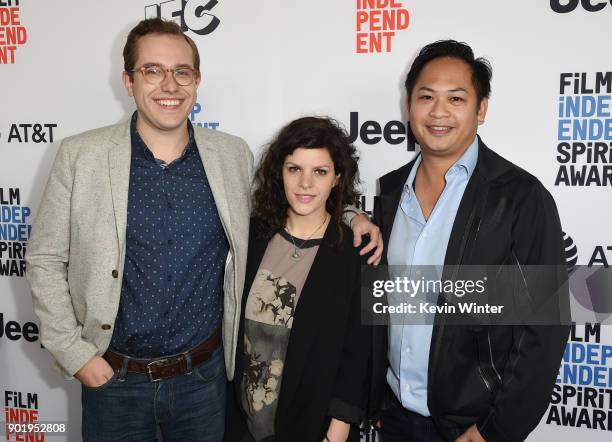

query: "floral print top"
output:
242 230 321 441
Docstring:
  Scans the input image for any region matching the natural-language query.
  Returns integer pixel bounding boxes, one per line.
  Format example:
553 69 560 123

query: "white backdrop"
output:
1 1 611 440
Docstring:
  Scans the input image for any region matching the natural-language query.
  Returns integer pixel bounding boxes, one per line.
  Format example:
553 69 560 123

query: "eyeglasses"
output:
130 64 199 86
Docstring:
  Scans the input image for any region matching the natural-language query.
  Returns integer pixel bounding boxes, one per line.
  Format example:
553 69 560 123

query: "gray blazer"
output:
26 120 253 380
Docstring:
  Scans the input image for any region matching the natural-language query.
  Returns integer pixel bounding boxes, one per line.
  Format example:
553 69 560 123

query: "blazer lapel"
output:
444 138 492 267
194 130 233 244
108 122 131 257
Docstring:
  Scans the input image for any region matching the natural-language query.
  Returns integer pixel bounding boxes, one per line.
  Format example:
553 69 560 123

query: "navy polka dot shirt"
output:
110 112 229 357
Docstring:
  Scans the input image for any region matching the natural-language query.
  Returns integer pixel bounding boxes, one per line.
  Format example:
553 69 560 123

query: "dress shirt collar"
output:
130 111 196 166
403 136 479 200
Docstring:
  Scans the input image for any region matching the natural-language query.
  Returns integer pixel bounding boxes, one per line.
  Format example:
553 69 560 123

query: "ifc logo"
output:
145 0 220 35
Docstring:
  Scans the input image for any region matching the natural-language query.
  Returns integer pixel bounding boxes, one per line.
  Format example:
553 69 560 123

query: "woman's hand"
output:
454 424 486 442
323 418 350 442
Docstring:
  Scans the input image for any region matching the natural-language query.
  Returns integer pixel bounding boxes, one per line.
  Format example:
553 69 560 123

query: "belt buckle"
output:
183 351 193 375
146 358 169 382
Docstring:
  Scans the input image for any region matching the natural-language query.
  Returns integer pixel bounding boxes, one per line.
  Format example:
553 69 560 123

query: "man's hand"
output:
74 355 115 388
350 213 383 265
455 424 486 442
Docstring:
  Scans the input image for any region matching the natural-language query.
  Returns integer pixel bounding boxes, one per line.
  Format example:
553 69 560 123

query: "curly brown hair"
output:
252 116 360 241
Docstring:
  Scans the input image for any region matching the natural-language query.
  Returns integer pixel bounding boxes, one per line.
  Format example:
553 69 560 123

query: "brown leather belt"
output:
103 326 222 382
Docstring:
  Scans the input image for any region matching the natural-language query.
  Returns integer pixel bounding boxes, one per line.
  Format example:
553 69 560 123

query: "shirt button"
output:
111 270 118 278
101 324 112 331
406 347 411 353
167 202 173 209
167 275 173 282
404 383 411 391
168 239 174 245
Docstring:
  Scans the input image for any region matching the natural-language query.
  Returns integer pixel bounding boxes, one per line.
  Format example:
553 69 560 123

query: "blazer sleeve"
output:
341 204 368 227
328 248 372 424
242 139 254 188
477 183 571 442
25 140 99 376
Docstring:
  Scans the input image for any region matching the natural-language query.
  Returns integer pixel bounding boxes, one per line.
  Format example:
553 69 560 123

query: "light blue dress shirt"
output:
386 137 479 416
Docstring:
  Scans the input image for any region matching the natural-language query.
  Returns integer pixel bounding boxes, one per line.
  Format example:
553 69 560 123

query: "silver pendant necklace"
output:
285 215 329 260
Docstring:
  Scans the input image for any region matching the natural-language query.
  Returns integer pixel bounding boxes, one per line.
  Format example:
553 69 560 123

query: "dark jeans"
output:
82 346 225 442
379 394 459 442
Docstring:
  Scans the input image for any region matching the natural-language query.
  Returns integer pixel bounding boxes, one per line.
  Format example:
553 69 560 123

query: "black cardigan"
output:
226 221 371 442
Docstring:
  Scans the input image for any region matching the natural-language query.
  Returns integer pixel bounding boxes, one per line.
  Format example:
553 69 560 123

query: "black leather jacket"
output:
369 138 570 442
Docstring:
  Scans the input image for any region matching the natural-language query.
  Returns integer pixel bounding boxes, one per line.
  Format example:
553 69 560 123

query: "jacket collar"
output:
192 126 233 244
385 136 506 188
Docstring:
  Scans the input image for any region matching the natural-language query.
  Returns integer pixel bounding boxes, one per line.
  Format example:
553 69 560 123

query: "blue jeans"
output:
82 347 225 442
379 394 460 442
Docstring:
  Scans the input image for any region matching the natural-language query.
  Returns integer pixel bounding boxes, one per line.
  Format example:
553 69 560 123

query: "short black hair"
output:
405 40 492 104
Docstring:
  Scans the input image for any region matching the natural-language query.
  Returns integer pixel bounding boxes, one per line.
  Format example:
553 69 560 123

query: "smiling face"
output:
122 33 200 139
408 57 487 159
282 147 339 225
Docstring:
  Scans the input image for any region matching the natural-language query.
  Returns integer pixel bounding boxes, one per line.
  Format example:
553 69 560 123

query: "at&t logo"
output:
564 231 578 272
145 0 220 35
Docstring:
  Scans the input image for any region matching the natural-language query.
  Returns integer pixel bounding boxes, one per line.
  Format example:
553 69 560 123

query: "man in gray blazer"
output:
26 18 381 441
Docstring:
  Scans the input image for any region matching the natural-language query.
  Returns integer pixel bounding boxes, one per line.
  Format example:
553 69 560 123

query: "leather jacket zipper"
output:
488 329 503 384
430 184 489 421
477 365 492 392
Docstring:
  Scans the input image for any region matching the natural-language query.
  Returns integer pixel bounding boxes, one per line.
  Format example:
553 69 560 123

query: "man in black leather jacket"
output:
369 40 570 442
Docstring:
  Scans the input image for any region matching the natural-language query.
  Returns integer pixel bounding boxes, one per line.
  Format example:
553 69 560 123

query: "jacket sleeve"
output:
242 139 254 188
25 140 99 377
341 203 369 227
328 250 372 424
477 183 570 442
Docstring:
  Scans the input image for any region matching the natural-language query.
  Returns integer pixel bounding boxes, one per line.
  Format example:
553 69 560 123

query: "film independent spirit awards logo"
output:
0 0 27 64
355 0 410 53
546 233 611 433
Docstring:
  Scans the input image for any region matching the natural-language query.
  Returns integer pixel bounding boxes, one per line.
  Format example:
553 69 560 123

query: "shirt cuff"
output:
328 397 363 425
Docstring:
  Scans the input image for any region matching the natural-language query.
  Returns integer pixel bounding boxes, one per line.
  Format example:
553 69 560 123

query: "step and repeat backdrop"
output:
1 1 611 441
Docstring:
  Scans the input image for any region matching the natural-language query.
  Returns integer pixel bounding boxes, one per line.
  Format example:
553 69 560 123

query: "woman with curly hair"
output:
226 117 371 442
